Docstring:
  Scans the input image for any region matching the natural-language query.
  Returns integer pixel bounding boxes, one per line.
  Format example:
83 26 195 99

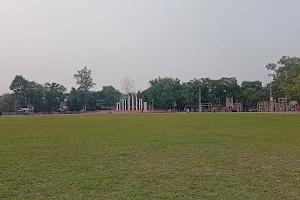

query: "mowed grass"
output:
1 114 300 199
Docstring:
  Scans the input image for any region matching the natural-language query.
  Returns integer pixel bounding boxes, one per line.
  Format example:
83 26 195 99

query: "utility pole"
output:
270 80 272 99
268 73 273 100
270 80 273 112
199 85 202 112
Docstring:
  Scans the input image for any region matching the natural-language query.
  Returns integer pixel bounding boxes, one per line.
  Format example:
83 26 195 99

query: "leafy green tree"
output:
240 80 268 109
102 86 121 109
241 88 263 109
73 67 96 111
9 75 29 95
284 75 300 101
0 93 15 112
218 77 241 102
66 88 86 111
29 83 47 112
241 81 263 91
86 91 104 111
147 77 184 110
44 82 67 111
44 82 67 93
9 75 30 107
182 81 199 109
266 56 300 99
182 77 241 109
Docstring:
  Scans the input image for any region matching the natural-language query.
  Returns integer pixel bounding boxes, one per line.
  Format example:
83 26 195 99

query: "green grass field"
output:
1 113 300 199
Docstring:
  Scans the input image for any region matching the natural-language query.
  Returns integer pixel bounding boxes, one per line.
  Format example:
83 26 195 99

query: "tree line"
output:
1 56 300 112
0 67 121 113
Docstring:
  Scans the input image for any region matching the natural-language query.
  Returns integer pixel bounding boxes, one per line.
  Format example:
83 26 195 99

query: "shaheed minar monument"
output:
116 93 148 111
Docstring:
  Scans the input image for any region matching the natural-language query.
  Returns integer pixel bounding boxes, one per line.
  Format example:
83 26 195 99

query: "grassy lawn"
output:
1 113 300 199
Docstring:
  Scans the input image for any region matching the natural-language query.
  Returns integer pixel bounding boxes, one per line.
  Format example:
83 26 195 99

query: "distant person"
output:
0 112 2 116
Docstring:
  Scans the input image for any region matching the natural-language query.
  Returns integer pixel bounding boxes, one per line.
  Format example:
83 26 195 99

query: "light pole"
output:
269 80 273 111
270 82 272 99
224 90 227 106
270 79 272 100
15 101 17 115
268 74 273 99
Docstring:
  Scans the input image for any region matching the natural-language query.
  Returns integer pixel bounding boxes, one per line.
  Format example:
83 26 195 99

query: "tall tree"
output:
9 75 29 107
121 77 135 94
147 77 184 110
284 75 300 102
9 75 29 95
0 93 16 112
182 79 201 109
266 56 300 99
241 81 263 91
182 77 241 109
240 80 268 109
44 82 67 93
66 88 86 111
44 82 67 111
84 91 104 111
73 67 96 111
29 83 47 112
102 86 121 109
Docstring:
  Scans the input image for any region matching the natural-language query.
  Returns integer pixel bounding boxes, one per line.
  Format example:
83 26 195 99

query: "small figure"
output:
211 107 215 113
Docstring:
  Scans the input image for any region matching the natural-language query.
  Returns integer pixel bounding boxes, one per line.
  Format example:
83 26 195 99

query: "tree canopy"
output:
266 56 300 100
1 56 300 113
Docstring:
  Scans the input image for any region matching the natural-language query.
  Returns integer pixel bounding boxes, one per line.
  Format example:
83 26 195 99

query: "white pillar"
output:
139 99 143 110
136 95 138 110
131 93 134 111
122 99 127 110
144 102 148 111
127 94 130 111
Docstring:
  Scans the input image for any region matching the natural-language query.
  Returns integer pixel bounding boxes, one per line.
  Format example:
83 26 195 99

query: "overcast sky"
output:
0 0 299 94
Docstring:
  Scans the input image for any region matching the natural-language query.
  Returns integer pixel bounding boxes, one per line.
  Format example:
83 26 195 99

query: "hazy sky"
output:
1 0 299 94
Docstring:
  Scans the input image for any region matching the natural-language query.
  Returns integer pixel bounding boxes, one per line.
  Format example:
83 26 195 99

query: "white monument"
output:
131 94 135 110
122 99 127 110
127 95 131 110
116 93 147 111
116 102 121 110
139 99 143 110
